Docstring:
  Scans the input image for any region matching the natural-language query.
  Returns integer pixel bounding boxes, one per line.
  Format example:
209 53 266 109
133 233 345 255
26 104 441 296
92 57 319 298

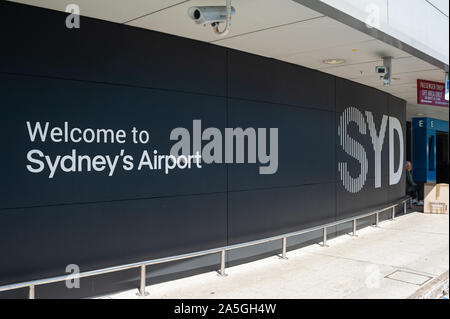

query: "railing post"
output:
137 265 148 296
281 237 288 259
409 197 413 208
403 200 407 215
322 227 328 247
352 219 357 237
219 250 227 277
392 206 395 221
29 285 35 299
375 212 379 227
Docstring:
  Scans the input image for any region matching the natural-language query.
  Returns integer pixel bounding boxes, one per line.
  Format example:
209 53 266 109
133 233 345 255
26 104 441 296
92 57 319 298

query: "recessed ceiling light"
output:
323 58 346 65
392 77 400 80
416 113 425 116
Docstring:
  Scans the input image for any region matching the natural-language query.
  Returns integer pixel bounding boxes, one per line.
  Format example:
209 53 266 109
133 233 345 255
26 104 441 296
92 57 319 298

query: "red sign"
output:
417 79 449 107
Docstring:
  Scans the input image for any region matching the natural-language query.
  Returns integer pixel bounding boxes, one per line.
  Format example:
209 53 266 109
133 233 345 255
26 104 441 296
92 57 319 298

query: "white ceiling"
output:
9 0 449 121
129 0 324 42
8 0 186 23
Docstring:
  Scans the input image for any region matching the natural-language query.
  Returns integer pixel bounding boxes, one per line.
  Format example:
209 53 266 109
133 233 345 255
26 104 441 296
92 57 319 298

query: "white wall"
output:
319 0 449 66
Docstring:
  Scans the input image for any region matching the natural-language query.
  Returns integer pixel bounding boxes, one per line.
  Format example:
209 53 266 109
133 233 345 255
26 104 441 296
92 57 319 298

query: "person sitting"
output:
406 161 423 206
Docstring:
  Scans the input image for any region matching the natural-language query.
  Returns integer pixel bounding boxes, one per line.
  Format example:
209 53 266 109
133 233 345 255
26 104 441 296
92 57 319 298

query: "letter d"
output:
389 116 404 185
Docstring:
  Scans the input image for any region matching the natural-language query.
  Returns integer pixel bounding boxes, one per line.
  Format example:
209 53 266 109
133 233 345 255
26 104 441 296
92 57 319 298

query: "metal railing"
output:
0 197 411 299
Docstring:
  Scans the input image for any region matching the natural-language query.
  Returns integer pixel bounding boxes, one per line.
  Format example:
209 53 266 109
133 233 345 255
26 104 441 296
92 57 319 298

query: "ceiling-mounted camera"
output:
376 57 392 86
188 0 235 36
188 6 235 26
375 66 388 76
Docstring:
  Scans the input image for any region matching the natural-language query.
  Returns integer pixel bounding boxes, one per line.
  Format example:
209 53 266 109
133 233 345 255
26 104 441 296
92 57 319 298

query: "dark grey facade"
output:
0 2 405 298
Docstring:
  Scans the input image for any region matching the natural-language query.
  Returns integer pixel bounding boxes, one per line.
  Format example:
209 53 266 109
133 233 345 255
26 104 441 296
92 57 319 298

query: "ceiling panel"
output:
407 103 449 121
214 16 373 58
381 83 419 95
127 0 323 43
9 0 183 23
320 56 437 81
280 39 410 71
396 92 418 100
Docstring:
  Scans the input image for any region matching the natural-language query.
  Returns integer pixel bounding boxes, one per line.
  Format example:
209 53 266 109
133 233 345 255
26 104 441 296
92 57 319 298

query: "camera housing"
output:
188 6 236 26
375 66 388 76
376 57 392 86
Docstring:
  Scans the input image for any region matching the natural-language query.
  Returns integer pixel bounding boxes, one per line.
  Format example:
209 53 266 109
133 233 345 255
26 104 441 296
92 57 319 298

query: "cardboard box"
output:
424 183 449 214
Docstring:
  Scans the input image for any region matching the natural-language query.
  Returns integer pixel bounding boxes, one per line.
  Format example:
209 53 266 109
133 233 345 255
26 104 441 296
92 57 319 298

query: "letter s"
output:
338 107 369 193
26 149 45 173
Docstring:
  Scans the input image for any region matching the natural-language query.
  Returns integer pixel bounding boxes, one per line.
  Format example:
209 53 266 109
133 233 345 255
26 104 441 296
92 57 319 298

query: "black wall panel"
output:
228 183 336 245
0 2 227 97
0 74 227 209
337 178 388 218
0 2 406 297
228 50 335 111
0 193 227 285
227 98 336 191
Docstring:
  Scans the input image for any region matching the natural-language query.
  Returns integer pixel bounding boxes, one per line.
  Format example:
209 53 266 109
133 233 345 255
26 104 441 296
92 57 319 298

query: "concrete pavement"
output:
101 212 449 299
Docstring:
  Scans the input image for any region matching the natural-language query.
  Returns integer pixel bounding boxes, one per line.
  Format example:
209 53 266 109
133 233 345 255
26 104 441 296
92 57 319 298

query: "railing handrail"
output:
0 197 411 298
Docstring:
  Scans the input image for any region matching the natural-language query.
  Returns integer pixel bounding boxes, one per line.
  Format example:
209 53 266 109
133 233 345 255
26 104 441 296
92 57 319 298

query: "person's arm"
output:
406 171 417 186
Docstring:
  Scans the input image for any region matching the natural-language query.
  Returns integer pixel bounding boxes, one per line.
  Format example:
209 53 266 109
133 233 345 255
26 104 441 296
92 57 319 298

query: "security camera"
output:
376 57 392 86
376 65 390 86
375 66 388 76
188 6 236 26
